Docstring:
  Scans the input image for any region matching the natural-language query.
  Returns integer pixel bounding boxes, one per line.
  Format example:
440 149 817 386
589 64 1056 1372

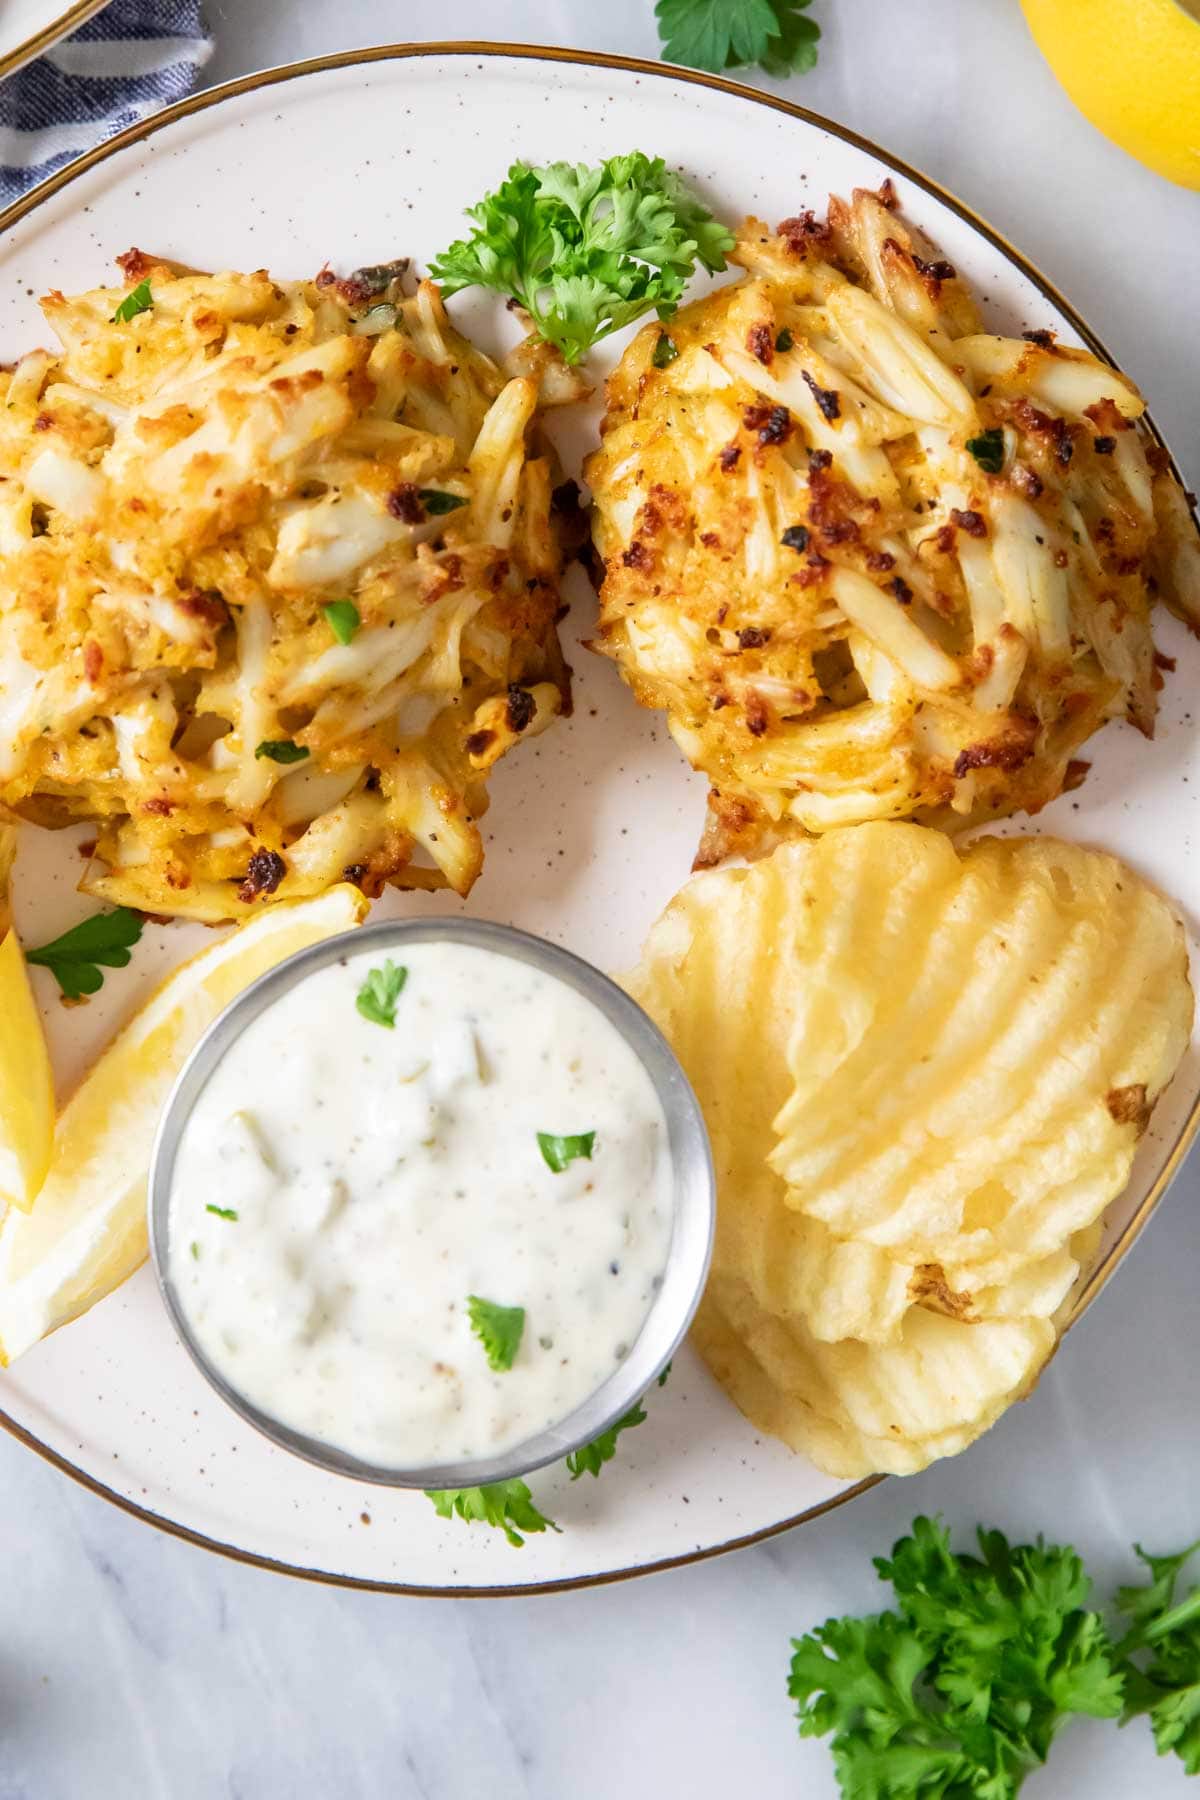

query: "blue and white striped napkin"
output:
0 0 211 208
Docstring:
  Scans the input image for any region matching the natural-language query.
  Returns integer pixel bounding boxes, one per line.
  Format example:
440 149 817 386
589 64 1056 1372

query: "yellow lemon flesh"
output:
0 883 368 1365
0 826 54 1214
1021 0 1200 189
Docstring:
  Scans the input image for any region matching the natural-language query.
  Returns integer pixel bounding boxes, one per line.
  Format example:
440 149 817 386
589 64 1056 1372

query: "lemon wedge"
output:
0 826 54 1214
0 883 368 1365
1021 0 1200 189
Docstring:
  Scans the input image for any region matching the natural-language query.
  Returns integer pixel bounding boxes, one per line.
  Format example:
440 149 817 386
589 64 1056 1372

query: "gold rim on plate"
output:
0 39 1196 1597
0 0 110 84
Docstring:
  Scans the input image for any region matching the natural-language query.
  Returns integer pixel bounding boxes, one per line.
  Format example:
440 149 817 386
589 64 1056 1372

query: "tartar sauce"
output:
167 939 674 1470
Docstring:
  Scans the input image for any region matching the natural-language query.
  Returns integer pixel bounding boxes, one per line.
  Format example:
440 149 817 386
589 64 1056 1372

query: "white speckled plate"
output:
0 0 109 80
1 45 1197 1594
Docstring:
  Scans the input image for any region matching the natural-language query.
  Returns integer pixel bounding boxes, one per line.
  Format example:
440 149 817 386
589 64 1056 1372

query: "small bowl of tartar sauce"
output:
147 917 714 1490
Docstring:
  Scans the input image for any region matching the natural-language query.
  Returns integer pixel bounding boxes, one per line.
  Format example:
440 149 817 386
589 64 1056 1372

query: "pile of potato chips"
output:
626 824 1193 1478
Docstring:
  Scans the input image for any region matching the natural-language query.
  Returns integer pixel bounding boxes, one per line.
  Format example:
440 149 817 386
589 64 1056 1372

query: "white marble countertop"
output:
4 3 1199 1796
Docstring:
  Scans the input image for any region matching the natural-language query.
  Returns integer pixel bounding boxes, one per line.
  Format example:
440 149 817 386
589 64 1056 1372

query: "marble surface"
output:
3 3 1200 1795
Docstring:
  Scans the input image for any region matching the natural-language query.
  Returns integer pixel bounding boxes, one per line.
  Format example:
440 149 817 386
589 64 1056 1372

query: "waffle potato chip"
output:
623 846 800 1325
769 830 1192 1272
628 822 1192 1476
693 1278 1054 1479
746 1211 1101 1345
691 1285 903 1479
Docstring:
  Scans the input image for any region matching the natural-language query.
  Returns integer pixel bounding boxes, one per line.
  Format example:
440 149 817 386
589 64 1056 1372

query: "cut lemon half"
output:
1021 0 1200 190
0 883 368 1365
0 826 55 1213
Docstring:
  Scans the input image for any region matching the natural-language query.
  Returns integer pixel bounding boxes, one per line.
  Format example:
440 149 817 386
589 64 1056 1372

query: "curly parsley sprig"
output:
790 1517 1125 1797
426 1481 559 1549
656 0 821 78
430 152 733 365
425 1367 669 1544
787 1515 1200 1795
1116 1538 1200 1775
565 1401 648 1480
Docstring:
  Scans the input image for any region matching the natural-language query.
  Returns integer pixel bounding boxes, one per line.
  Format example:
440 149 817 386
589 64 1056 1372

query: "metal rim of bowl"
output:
147 915 715 1491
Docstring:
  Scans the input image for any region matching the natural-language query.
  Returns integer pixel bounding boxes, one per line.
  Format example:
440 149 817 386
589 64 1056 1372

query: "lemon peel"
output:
1021 0 1200 190
0 826 54 1213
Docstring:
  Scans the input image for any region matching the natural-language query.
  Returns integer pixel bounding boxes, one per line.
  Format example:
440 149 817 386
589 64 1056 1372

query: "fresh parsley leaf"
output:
757 0 822 76
206 1204 238 1221
425 1480 560 1548
652 331 679 368
566 1400 648 1479
417 488 468 515
657 1360 673 1387
882 1520 1124 1739
1117 1540 1200 1635
537 1129 596 1172
321 600 361 645
427 1371 670 1544
254 740 309 764
26 907 144 1000
355 959 407 1028
790 1611 966 1791
1116 1539 1200 1774
467 1295 525 1372
656 0 821 78
966 427 1006 474
430 152 733 365
792 1515 1123 1797
775 326 795 352
111 279 153 323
